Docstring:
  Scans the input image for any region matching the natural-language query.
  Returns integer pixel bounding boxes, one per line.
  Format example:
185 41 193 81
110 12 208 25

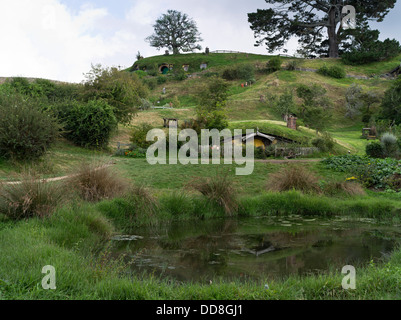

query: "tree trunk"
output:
327 7 339 58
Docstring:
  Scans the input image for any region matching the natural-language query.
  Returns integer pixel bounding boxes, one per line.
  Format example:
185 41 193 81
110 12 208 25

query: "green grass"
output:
1 191 401 300
130 52 286 74
301 54 401 77
328 125 372 154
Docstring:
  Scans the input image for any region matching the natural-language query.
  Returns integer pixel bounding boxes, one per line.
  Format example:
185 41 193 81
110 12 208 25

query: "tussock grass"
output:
0 172 66 220
70 162 129 202
323 181 366 197
266 165 321 194
187 173 238 216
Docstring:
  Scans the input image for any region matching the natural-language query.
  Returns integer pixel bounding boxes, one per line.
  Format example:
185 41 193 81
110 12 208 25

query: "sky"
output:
0 0 400 83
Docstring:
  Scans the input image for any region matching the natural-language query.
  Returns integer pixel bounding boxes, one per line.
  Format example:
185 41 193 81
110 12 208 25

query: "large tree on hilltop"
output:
146 10 203 55
248 0 397 58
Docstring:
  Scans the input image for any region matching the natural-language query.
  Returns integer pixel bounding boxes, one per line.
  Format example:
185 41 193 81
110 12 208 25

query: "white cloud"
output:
0 0 131 82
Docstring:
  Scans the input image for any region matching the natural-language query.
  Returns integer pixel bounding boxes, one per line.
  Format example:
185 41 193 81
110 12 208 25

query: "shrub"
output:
322 155 401 189
130 123 154 149
126 184 159 217
70 163 129 202
381 78 401 125
311 133 335 152
237 64 255 82
0 173 65 220
322 181 366 197
387 173 401 191
254 147 267 159
266 57 282 72
124 147 147 158
266 165 320 193
286 60 302 71
342 38 401 65
317 64 346 79
143 77 158 90
187 174 238 216
381 133 399 158
172 69 187 81
222 64 255 82
81 64 148 124
0 94 60 161
139 98 153 110
63 99 117 149
157 76 167 84
366 142 384 158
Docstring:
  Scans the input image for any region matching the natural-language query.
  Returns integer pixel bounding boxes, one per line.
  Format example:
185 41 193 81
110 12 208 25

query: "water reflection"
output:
111 216 400 282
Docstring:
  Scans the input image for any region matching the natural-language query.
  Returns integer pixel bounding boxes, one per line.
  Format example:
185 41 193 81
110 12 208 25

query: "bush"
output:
266 57 282 72
222 64 255 82
124 147 147 158
0 94 60 161
172 69 187 81
322 181 366 197
317 64 346 79
130 123 154 149
70 162 129 202
143 77 158 90
311 133 335 152
322 155 401 190
286 60 302 71
342 39 401 65
381 133 399 158
0 173 65 220
63 100 117 149
254 147 267 159
366 142 384 158
126 184 159 218
387 173 401 191
187 174 238 216
81 65 148 125
266 165 320 193
157 76 167 84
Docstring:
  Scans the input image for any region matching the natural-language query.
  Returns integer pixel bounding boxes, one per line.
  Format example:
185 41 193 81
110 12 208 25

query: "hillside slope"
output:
129 53 399 127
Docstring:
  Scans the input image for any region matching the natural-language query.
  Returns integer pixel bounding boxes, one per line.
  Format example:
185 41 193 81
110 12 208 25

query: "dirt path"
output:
255 159 321 164
1 162 115 186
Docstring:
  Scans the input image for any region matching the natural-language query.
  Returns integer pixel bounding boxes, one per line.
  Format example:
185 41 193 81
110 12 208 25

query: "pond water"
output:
111 216 401 283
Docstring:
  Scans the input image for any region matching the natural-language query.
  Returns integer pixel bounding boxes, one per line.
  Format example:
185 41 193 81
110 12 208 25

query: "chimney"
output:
287 115 297 130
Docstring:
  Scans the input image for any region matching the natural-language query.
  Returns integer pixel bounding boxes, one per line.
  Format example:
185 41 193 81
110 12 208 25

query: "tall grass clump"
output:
266 165 320 193
127 184 159 217
70 163 129 202
322 181 366 197
381 133 399 158
187 174 238 216
0 173 65 220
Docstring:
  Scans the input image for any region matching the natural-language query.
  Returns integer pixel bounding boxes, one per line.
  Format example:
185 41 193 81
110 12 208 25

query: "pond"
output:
111 216 401 283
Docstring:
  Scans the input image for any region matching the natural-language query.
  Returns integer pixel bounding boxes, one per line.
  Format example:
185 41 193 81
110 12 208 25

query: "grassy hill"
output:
124 52 400 154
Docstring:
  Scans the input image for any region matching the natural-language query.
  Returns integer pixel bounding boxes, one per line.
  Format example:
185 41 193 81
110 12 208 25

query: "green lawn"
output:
328 125 372 154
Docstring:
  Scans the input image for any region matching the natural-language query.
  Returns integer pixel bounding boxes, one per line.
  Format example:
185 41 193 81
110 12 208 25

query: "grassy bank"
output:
1 190 401 300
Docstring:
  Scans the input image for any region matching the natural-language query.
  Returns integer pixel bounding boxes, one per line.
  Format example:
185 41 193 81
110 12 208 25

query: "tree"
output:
341 22 401 64
381 77 401 124
146 10 203 55
345 83 364 119
296 84 332 132
196 78 229 130
81 64 148 125
274 89 297 119
248 0 397 58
